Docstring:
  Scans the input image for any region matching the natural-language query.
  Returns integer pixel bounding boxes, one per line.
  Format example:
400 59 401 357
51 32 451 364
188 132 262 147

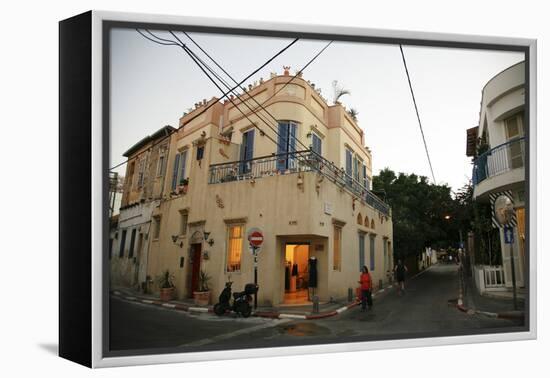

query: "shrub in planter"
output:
193 270 212 306
156 270 175 301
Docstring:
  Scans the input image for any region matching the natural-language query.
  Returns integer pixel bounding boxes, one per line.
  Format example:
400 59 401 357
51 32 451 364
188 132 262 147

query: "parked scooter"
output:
213 281 259 318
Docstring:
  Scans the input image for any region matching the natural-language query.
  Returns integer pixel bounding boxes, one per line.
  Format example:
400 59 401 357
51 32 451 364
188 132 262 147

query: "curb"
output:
452 271 525 321
111 289 377 320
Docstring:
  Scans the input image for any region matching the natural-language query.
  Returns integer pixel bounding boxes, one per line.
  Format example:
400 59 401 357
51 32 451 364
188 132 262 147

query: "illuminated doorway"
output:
284 243 310 304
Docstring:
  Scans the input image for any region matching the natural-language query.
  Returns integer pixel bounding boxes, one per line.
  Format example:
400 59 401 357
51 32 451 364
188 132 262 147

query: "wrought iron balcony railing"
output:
208 150 391 216
472 137 525 186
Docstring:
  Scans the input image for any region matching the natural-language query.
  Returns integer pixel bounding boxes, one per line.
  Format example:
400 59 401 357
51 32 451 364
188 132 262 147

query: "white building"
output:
466 61 526 295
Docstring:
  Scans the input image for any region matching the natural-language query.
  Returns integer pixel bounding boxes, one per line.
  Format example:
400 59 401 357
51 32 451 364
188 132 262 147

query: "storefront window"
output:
226 225 243 272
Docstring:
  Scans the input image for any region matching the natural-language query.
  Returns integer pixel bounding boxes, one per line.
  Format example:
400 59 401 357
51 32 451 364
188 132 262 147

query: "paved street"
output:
110 264 523 354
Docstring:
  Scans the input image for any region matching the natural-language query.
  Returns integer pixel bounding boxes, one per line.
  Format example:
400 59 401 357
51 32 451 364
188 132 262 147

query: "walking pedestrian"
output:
358 266 373 311
394 259 408 295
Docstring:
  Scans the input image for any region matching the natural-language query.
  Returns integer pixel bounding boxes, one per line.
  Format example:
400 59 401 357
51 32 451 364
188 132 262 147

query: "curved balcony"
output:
472 137 525 199
208 150 391 216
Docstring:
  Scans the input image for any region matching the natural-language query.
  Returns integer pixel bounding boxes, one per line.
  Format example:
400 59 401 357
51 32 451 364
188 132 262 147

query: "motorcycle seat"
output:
233 291 245 299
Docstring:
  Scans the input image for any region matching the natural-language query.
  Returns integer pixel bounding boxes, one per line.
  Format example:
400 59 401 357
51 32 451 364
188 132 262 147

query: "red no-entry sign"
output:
247 228 264 248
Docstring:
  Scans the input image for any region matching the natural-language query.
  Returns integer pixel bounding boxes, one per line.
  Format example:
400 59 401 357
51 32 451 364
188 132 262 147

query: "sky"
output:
110 28 524 192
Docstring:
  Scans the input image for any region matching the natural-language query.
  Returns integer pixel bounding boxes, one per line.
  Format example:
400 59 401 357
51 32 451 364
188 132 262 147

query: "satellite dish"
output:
494 195 515 226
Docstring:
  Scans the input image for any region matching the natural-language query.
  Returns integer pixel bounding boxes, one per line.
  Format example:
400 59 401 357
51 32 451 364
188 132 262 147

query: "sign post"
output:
494 195 518 310
247 228 264 309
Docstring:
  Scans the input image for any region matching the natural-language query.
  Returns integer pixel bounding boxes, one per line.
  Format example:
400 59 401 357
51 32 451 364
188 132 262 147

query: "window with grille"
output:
119 230 127 258
226 225 243 272
137 159 145 188
504 112 525 169
311 132 322 155
153 216 161 239
128 229 136 258
179 211 188 236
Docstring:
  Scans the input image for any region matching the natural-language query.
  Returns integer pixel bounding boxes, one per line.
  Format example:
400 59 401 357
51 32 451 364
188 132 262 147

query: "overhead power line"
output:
178 30 332 154
167 31 313 164
109 30 299 171
399 44 436 184
169 31 338 173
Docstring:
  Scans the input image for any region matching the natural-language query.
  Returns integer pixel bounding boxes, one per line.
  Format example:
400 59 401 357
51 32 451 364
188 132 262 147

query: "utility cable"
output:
109 30 299 171
399 44 436 184
180 30 331 154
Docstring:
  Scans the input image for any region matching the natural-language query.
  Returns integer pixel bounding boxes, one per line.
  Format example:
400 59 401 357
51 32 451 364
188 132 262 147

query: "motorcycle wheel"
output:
237 302 252 318
213 303 225 316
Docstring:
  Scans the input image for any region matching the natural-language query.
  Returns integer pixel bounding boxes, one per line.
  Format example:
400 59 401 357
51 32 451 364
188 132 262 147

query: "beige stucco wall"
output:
143 136 392 306
113 72 392 305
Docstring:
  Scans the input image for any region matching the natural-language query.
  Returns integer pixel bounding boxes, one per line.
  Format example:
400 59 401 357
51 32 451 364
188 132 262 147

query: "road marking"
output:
142 300 154 304
189 307 209 313
125 296 136 301
162 303 176 308
179 318 292 347
280 314 307 320
336 306 348 314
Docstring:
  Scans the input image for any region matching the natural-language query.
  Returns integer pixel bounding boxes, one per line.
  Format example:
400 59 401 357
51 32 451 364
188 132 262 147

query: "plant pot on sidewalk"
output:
160 287 175 302
156 269 176 302
193 290 211 306
193 270 212 306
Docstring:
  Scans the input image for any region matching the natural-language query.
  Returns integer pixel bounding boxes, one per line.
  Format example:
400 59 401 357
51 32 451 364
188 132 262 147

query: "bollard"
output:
312 296 320 314
348 288 353 302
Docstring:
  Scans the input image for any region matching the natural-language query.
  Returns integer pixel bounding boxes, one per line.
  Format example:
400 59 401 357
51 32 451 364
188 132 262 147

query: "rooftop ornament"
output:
283 65 291 76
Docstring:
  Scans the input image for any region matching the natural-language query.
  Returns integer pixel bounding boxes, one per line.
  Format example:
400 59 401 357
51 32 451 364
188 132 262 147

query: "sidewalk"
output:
110 282 399 320
457 268 525 322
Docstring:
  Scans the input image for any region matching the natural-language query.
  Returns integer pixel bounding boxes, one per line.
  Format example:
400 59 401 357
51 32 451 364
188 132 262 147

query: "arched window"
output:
371 219 375 229
357 213 363 225
364 215 369 227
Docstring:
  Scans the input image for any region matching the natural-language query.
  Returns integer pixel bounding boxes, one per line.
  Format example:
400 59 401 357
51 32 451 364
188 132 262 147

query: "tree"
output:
453 182 501 266
332 80 351 104
373 168 460 262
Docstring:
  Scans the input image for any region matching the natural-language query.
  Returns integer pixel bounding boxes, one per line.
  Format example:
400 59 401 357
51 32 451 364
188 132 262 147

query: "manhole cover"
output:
279 322 331 336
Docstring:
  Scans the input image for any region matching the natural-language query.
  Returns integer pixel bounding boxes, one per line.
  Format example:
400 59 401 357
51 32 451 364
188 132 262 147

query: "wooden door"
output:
189 243 202 297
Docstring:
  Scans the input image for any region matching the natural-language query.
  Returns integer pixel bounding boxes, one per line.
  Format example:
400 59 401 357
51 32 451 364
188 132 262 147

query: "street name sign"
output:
504 225 514 244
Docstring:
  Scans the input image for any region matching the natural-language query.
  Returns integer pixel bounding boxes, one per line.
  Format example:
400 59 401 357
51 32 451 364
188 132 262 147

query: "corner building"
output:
124 71 394 307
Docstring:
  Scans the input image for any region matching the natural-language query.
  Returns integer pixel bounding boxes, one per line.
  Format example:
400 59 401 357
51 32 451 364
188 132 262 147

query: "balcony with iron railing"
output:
208 150 391 216
472 137 525 197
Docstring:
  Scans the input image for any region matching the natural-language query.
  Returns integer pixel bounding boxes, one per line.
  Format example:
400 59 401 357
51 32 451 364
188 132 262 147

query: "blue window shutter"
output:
179 150 187 185
370 236 375 271
362 164 367 188
289 123 297 169
277 122 289 171
171 153 180 191
240 130 255 174
345 149 352 184
289 123 296 152
359 234 365 272
312 133 321 155
246 130 255 160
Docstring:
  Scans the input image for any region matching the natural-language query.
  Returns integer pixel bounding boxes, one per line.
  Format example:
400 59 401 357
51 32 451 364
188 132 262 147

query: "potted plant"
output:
193 270 212 306
156 270 175 301
178 178 189 194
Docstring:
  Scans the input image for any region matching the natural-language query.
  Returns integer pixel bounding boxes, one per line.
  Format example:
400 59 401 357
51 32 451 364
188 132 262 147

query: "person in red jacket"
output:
358 266 373 311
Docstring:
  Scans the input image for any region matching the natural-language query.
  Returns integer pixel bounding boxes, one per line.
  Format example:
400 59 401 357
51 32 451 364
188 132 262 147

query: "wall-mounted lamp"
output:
203 231 214 247
171 235 183 248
